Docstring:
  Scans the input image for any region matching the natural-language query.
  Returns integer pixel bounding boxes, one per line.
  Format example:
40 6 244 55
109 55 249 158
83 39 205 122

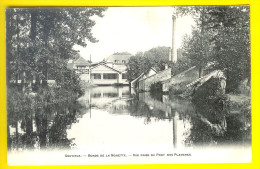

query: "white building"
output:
90 62 128 85
68 54 131 85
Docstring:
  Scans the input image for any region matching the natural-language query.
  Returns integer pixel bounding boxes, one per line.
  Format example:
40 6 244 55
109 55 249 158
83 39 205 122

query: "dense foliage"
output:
112 52 132 55
175 6 250 92
6 7 107 90
6 7 107 150
126 46 170 82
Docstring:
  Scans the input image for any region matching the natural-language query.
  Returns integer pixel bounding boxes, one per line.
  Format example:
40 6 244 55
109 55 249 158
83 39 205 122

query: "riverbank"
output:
80 81 98 91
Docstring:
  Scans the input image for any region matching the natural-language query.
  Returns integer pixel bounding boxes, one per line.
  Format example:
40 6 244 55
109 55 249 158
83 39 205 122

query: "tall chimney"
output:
171 15 177 63
168 48 172 61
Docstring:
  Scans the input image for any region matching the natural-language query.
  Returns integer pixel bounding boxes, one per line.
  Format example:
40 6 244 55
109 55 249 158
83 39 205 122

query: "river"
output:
8 86 252 165
70 86 251 150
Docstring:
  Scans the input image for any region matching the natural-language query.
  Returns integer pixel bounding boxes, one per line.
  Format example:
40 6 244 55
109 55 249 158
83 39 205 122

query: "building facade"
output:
90 62 128 85
67 57 91 82
68 55 131 85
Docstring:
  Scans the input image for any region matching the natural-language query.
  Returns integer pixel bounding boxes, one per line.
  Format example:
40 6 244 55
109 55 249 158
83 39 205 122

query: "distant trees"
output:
113 51 132 55
175 6 250 92
126 52 151 82
169 47 192 76
126 6 250 93
126 46 170 82
144 46 170 71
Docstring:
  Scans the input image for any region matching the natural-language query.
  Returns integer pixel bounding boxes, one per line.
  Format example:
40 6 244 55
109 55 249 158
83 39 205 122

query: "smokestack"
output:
168 48 172 61
171 15 177 63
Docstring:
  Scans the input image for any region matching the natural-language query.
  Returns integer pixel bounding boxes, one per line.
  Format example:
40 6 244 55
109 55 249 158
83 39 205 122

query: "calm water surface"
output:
69 86 251 152
8 86 251 152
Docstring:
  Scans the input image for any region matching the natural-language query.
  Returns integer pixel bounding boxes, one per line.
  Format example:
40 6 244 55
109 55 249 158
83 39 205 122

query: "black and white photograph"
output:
6 6 251 165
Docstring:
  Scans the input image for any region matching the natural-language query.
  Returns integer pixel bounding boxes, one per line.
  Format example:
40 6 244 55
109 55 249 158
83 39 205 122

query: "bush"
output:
150 81 162 93
169 81 189 96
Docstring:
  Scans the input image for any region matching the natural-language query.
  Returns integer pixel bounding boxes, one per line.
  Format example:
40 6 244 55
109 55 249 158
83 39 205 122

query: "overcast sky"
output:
74 7 195 62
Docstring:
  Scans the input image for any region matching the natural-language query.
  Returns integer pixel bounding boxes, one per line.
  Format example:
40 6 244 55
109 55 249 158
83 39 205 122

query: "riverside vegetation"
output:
6 7 107 150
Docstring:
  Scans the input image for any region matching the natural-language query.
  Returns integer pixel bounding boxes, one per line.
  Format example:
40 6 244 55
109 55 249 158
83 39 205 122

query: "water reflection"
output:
8 94 87 151
8 86 251 152
73 86 251 150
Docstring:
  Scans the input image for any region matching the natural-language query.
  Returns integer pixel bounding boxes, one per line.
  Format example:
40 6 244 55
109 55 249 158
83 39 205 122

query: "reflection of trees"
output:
184 101 227 146
7 87 86 151
123 91 251 147
127 98 152 124
185 99 251 147
138 91 250 147
126 94 172 124
221 109 251 144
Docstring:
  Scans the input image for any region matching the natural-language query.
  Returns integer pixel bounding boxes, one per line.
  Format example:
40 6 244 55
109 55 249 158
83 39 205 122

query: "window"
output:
122 73 127 79
77 66 86 70
122 60 126 64
92 73 101 79
91 93 101 98
77 69 89 74
104 92 118 98
103 73 117 79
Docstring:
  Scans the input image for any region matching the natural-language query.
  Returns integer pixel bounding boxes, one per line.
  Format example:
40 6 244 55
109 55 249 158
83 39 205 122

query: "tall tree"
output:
175 6 213 77
6 9 32 89
176 6 250 92
206 6 250 92
6 7 107 90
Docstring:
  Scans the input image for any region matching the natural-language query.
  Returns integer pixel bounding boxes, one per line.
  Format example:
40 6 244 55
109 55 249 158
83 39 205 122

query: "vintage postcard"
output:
5 6 252 166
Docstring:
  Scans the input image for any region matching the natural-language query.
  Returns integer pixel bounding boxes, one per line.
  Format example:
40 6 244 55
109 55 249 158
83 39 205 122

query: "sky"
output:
73 7 195 62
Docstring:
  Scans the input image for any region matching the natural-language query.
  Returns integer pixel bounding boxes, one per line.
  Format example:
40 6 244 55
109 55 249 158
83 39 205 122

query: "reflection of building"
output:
138 92 193 149
79 86 130 109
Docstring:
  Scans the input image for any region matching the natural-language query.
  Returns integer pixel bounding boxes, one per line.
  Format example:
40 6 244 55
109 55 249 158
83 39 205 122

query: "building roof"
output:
91 62 122 73
91 60 107 67
130 67 157 85
131 73 145 85
106 54 132 63
74 57 91 66
91 61 127 73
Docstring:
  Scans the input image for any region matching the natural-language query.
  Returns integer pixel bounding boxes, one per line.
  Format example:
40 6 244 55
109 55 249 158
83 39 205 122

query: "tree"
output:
180 29 211 77
126 46 170 82
176 6 250 92
6 9 33 89
144 46 170 71
170 47 192 76
6 7 107 90
126 52 151 82
206 6 250 92
113 51 132 55
6 8 107 147
175 6 214 77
